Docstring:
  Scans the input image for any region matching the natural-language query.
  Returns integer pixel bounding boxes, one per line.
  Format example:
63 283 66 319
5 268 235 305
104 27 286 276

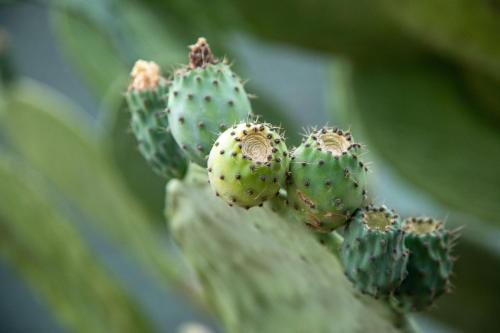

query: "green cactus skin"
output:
207 122 289 208
125 60 188 179
340 206 408 298
287 127 368 232
315 231 343 256
391 217 457 312
167 38 252 166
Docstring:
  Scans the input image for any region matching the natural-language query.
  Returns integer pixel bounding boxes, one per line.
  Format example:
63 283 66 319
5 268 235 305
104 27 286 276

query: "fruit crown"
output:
128 59 163 91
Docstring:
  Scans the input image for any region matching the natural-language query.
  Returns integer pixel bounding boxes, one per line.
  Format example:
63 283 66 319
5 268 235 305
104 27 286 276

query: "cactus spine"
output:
341 206 408 297
125 60 188 179
207 122 289 208
287 127 368 232
391 217 457 312
167 38 252 166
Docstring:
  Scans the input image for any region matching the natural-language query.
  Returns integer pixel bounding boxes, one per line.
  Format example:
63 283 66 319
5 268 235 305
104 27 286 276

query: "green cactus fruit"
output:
268 188 289 214
167 38 252 166
125 60 188 179
391 217 457 312
207 122 289 208
340 206 408 297
287 127 368 232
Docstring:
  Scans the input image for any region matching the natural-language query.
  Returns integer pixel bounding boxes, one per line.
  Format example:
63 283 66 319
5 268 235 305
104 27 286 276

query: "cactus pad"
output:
341 206 408 297
207 122 289 208
167 38 252 166
287 127 368 232
125 60 188 179
391 217 457 312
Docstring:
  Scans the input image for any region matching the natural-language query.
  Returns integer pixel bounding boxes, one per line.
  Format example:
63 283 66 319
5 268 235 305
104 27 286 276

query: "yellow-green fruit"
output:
207 122 289 208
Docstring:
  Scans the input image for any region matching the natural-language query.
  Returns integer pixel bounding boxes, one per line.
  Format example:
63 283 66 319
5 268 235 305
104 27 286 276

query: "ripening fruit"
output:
287 127 368 232
167 37 252 166
207 122 289 209
341 205 408 297
391 217 458 312
125 60 187 179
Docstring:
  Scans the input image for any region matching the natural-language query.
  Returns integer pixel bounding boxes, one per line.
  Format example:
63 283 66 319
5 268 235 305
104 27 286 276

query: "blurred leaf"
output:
380 0 500 80
338 59 500 225
141 0 420 62
1 78 189 291
429 236 500 333
0 155 155 333
166 165 418 333
51 0 187 101
50 9 126 99
462 67 500 125
327 58 500 332
52 1 189 222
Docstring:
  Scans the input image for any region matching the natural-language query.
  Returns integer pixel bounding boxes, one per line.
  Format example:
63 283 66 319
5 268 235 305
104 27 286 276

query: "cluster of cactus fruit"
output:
124 37 459 313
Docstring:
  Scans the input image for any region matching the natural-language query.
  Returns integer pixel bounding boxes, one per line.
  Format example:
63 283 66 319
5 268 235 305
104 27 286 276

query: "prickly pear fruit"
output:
207 122 289 208
125 60 188 179
391 217 457 312
287 127 368 232
167 38 252 166
340 206 408 297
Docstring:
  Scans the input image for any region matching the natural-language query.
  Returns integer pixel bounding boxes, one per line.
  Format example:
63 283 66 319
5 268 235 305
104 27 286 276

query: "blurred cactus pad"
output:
1 1 500 332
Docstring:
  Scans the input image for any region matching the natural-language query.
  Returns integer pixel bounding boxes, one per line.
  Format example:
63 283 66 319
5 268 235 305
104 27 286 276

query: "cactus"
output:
125 59 188 179
287 127 368 232
207 122 289 208
391 217 457 312
167 166 419 333
167 38 252 166
341 206 408 297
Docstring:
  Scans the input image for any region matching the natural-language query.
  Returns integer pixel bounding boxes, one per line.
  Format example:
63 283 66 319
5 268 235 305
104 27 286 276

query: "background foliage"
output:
1 1 500 332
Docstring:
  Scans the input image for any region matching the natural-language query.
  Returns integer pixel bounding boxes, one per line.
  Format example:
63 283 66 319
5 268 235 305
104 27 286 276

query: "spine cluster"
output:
124 37 459 314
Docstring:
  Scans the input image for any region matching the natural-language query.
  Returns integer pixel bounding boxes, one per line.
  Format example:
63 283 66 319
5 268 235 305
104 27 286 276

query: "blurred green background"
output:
1 1 500 332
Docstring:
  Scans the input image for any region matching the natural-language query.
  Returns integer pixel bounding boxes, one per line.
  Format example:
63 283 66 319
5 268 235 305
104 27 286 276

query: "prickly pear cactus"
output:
207 122 289 208
341 206 408 297
166 165 418 333
125 60 187 179
287 127 368 232
391 217 457 312
167 38 252 166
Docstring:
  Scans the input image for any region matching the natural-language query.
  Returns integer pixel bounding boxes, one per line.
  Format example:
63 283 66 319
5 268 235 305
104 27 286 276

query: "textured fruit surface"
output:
391 217 457 312
167 38 252 166
287 127 368 232
207 122 289 208
125 60 187 179
341 206 408 297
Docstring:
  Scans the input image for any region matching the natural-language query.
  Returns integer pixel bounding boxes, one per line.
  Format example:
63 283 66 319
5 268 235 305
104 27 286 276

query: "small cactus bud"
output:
125 60 187 179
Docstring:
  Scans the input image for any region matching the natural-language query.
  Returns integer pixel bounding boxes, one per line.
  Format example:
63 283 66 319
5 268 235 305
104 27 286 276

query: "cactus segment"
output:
391 217 457 312
207 122 289 208
167 38 252 166
125 60 188 179
340 206 408 297
287 127 368 232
